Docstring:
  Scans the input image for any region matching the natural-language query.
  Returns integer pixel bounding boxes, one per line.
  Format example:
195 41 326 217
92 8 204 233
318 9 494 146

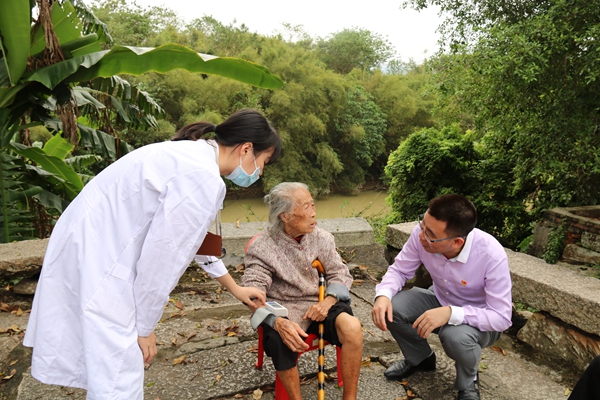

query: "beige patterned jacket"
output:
242 226 353 330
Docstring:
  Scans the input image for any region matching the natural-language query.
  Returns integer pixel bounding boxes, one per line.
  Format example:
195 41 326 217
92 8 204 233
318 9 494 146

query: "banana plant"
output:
0 0 285 242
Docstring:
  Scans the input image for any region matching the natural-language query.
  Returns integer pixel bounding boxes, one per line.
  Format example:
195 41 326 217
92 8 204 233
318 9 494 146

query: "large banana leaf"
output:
42 134 74 160
0 0 30 84
10 142 83 199
30 0 85 56
24 44 285 91
0 152 42 242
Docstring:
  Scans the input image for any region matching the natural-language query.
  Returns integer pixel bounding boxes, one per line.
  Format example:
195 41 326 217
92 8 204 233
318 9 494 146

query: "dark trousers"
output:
568 355 600 400
262 302 353 371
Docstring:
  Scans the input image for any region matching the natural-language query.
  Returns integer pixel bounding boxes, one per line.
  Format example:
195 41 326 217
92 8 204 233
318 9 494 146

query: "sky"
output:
132 0 443 64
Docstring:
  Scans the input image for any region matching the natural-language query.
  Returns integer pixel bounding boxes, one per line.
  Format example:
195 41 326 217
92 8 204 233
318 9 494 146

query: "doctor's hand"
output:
413 306 452 339
274 317 309 353
371 296 394 331
138 332 157 364
232 286 266 312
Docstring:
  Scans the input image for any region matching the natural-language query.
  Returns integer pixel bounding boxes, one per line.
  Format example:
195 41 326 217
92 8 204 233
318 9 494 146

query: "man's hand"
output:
138 332 157 364
413 306 452 338
302 296 336 322
371 296 394 331
274 318 309 353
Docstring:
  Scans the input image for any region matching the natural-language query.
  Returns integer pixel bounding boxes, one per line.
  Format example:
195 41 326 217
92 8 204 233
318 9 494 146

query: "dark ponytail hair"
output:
172 109 282 164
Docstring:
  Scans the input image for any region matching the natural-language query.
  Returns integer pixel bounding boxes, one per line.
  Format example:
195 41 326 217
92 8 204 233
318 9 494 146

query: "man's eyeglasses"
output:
418 213 466 244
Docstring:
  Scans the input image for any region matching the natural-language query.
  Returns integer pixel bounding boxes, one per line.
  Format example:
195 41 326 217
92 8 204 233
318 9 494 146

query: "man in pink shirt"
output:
372 194 512 400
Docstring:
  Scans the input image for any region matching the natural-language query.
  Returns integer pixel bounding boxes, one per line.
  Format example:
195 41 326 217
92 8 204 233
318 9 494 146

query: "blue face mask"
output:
225 155 261 187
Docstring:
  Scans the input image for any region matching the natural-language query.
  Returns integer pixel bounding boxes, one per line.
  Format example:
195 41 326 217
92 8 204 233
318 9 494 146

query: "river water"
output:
221 189 391 223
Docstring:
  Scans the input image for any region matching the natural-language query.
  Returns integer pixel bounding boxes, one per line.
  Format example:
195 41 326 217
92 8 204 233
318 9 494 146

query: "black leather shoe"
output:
457 378 480 400
384 353 436 380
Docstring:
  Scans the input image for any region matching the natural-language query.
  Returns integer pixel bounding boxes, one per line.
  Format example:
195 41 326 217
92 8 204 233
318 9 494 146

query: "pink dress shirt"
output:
376 224 512 332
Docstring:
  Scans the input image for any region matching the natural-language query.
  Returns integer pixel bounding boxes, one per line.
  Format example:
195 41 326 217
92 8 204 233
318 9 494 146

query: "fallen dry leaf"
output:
360 357 372 367
225 325 240 333
9 360 18 366
406 388 417 398
169 311 186 319
0 303 10 312
252 388 263 400
175 301 184 310
187 333 197 341
227 332 237 337
233 394 244 398
492 345 507 356
0 325 21 334
247 344 258 353
235 220 240 228
172 355 186 365
216 374 222 382
395 397 408 400
234 264 245 273
2 369 16 380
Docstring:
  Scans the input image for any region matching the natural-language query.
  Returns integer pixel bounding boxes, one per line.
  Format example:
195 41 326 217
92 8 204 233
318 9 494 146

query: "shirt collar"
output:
453 229 475 263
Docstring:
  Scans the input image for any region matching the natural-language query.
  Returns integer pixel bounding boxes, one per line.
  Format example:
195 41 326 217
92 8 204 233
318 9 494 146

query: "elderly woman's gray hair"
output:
264 182 309 232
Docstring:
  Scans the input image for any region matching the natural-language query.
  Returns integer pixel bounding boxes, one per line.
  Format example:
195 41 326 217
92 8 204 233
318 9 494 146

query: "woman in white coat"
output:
23 109 282 399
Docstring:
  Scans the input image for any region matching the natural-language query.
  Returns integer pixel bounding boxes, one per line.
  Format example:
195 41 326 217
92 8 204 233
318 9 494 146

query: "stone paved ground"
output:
0 262 578 400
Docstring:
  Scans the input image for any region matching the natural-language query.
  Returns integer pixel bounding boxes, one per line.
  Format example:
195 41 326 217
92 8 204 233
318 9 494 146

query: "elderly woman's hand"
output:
274 318 310 352
302 296 336 322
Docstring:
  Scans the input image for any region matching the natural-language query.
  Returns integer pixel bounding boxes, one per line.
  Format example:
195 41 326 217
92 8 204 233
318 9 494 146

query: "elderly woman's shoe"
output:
383 353 436 380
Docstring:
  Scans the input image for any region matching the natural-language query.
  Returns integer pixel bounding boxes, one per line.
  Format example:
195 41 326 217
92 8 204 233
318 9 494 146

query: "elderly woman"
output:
242 182 363 400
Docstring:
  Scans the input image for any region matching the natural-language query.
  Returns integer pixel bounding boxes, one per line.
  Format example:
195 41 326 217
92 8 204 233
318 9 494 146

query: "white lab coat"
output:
23 139 227 399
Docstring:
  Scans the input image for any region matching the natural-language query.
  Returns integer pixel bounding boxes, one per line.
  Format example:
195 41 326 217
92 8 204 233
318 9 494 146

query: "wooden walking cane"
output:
311 259 326 400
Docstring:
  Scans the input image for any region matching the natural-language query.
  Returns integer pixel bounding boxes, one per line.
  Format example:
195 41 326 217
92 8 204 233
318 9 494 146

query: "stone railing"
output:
0 217 388 294
386 222 600 374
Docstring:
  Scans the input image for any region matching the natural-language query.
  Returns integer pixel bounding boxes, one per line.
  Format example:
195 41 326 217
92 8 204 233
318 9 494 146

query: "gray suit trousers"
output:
386 286 502 390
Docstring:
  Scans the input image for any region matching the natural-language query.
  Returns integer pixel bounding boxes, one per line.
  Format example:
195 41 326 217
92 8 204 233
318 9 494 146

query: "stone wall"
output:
530 205 600 265
0 218 388 293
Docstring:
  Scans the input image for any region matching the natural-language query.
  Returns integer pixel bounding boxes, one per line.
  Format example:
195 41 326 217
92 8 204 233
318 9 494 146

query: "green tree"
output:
385 125 480 222
90 0 180 46
404 0 600 222
331 85 387 190
317 28 396 74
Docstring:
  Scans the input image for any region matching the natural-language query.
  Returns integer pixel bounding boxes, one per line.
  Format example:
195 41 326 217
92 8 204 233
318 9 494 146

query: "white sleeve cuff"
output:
194 256 228 278
373 289 395 303
448 306 464 325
